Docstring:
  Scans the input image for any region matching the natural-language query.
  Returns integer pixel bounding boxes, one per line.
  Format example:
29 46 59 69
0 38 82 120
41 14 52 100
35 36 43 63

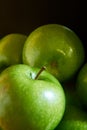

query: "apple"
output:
76 63 87 107
0 64 65 130
0 33 27 72
23 24 85 82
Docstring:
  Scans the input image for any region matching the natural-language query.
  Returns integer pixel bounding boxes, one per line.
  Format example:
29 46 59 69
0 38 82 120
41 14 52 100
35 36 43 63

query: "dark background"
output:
0 0 86 49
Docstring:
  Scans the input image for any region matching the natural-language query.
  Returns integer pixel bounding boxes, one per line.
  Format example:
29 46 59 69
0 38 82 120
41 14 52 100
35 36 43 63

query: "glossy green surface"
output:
23 24 85 82
0 64 65 130
0 33 27 72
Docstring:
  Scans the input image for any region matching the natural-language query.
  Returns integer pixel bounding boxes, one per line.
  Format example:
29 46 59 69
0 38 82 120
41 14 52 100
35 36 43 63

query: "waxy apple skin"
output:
0 33 27 72
23 24 85 82
0 64 65 130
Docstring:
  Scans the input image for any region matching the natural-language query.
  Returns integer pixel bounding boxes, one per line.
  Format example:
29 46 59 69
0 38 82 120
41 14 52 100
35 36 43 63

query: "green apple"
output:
0 64 65 130
76 63 87 107
55 105 87 130
23 24 85 82
0 33 27 72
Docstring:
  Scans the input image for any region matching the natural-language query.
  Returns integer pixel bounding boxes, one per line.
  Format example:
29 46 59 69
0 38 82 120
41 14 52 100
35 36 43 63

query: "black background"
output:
0 0 86 51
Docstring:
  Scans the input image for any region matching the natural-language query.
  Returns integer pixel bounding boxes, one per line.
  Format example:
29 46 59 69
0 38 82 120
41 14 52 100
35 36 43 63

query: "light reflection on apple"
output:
44 91 55 101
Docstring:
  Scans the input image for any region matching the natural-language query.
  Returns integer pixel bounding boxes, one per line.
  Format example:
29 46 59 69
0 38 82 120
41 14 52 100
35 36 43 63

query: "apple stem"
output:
35 66 46 79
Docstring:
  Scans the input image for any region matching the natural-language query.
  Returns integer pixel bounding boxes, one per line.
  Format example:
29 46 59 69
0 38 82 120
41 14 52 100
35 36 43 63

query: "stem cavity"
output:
35 66 46 79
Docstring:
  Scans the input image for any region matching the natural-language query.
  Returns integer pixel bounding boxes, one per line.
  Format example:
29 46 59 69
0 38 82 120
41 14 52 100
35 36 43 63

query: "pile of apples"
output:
0 24 87 130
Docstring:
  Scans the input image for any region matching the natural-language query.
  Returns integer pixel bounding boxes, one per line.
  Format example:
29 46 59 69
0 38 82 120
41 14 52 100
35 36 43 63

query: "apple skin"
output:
23 24 85 82
0 33 27 72
76 63 87 107
0 64 65 130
